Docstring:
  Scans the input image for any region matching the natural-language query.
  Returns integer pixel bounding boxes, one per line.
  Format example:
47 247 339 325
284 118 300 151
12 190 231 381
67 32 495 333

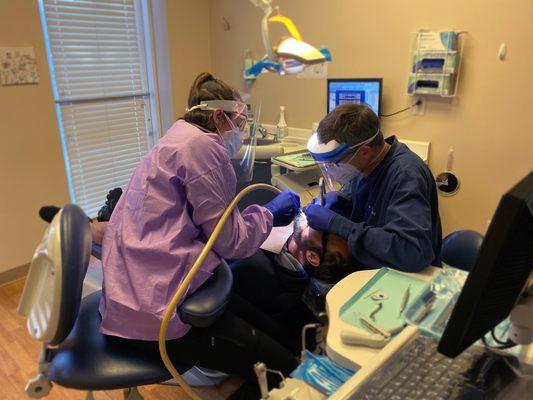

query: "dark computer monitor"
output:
327 78 382 116
438 171 533 358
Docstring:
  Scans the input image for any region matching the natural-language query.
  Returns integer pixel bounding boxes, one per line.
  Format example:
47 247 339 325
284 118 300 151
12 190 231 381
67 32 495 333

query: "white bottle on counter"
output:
276 105 289 139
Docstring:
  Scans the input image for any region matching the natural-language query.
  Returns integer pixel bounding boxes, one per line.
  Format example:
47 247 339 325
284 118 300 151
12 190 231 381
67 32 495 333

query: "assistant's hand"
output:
313 191 341 209
304 204 337 232
265 189 301 227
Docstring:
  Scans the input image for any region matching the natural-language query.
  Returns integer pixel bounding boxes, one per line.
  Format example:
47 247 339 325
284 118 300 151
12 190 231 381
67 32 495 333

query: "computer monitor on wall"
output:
327 78 383 116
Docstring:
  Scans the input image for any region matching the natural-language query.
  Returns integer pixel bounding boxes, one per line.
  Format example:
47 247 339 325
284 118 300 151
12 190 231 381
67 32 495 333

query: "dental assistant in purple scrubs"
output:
99 72 301 397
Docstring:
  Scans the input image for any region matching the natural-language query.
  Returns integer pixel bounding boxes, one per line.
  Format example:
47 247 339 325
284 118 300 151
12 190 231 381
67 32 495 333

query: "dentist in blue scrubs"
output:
305 103 442 272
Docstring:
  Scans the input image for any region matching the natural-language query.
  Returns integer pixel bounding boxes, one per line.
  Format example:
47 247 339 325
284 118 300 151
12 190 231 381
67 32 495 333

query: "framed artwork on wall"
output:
0 47 40 86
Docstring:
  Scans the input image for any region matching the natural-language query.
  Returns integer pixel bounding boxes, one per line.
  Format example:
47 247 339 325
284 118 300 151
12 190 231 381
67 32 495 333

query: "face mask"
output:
326 150 361 184
224 128 244 157
326 162 360 184
218 113 245 157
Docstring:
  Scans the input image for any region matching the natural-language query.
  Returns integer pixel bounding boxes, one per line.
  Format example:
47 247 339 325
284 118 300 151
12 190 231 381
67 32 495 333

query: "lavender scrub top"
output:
99 120 273 340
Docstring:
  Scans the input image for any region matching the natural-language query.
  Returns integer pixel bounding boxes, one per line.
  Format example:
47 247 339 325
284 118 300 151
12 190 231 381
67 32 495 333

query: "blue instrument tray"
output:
339 267 428 333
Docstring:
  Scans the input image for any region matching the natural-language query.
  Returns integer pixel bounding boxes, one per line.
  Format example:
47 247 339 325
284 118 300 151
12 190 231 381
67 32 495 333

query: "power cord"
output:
379 100 423 118
481 328 517 350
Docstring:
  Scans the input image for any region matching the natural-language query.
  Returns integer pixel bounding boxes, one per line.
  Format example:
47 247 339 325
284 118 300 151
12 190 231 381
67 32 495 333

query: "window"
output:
39 0 159 216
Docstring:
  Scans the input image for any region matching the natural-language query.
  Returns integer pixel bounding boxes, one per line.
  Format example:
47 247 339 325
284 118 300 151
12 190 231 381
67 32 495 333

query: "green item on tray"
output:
274 150 317 168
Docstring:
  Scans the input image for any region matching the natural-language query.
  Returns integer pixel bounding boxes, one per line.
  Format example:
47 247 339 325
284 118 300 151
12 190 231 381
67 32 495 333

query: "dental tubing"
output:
158 183 282 400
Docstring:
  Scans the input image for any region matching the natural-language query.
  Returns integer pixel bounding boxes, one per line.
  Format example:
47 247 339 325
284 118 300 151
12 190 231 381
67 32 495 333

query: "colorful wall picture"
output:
0 47 40 86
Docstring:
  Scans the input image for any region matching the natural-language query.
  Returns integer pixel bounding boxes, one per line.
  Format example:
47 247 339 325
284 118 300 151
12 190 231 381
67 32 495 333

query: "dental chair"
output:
18 204 233 399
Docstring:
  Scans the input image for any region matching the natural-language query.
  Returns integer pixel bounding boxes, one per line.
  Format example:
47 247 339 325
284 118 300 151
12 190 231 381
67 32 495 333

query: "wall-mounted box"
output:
416 31 457 51
407 30 465 98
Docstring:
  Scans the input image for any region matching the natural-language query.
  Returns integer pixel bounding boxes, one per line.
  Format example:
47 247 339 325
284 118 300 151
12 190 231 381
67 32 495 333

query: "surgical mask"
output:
221 114 245 157
326 162 360 185
325 150 361 184
224 128 244 157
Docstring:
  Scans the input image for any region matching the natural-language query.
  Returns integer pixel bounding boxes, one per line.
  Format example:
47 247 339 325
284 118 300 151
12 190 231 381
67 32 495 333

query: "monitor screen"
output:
327 78 382 116
438 171 533 358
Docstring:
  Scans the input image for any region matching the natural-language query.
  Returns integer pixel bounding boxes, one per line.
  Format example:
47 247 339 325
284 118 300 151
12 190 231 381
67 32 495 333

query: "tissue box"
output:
416 31 457 51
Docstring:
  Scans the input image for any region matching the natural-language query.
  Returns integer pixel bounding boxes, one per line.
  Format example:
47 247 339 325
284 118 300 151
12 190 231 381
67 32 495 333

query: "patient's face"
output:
288 212 350 268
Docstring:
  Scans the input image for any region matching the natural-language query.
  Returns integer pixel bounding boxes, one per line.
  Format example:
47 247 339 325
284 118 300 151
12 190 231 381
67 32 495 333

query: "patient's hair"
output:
183 72 241 131
310 249 356 283
318 103 383 148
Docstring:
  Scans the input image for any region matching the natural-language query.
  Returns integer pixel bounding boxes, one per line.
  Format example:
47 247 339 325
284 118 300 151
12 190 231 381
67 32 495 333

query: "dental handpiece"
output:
318 177 326 206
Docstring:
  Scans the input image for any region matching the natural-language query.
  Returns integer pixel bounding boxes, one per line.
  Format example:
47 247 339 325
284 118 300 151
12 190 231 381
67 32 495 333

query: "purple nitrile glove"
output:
304 204 338 232
265 189 301 227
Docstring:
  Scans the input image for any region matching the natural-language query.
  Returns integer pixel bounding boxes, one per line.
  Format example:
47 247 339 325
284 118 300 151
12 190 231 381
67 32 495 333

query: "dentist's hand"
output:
304 204 338 232
313 191 341 209
265 190 301 227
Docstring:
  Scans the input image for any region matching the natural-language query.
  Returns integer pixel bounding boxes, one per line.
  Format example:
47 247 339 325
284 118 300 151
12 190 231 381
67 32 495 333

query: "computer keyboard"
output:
349 336 515 400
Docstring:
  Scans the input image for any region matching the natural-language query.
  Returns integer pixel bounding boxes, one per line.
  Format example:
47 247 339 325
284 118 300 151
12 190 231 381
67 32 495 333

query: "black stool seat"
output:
50 291 183 390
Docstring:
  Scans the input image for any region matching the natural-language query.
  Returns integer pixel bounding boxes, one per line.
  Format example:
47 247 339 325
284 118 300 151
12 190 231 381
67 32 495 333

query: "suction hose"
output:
158 183 282 400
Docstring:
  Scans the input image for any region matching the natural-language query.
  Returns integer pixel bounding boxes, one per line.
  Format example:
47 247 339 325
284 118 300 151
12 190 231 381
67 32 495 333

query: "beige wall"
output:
0 0 70 273
1 0 530 273
166 0 212 121
0 0 212 273
209 0 533 236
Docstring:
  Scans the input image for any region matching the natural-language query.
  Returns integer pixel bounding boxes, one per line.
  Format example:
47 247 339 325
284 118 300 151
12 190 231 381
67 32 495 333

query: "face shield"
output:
238 102 261 183
186 99 248 130
307 129 380 190
186 99 257 183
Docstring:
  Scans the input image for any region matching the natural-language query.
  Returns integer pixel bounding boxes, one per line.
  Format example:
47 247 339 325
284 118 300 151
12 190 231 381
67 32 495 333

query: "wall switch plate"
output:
412 97 425 115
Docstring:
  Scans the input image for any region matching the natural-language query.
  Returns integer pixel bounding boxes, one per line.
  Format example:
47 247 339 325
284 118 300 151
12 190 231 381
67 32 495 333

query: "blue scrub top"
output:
330 136 442 273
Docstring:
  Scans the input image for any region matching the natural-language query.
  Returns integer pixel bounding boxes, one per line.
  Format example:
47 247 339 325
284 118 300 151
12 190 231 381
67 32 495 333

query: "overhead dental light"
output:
245 0 332 78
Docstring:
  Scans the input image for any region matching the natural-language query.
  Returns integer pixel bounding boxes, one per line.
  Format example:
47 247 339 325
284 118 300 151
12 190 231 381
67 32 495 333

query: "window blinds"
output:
40 0 154 216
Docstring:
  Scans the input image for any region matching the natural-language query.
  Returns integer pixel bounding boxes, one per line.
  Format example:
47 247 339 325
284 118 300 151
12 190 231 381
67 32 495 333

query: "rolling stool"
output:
18 204 233 399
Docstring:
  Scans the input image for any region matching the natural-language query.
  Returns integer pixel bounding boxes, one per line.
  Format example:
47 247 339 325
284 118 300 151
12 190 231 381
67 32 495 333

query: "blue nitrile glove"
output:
313 191 341 209
304 204 338 232
265 190 301 227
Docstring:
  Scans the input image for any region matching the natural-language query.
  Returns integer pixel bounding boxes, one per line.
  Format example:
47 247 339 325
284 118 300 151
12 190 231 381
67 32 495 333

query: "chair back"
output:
18 204 92 345
441 229 484 271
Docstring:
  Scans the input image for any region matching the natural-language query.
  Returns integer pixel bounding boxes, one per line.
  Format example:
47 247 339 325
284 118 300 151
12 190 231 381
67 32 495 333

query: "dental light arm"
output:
158 183 282 400
250 0 274 61
246 0 332 77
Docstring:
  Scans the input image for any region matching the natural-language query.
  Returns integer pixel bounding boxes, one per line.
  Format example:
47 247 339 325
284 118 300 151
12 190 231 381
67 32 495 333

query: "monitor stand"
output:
497 285 533 399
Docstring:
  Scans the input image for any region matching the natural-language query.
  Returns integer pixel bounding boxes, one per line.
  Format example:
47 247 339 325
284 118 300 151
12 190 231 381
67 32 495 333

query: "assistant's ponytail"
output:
183 72 240 131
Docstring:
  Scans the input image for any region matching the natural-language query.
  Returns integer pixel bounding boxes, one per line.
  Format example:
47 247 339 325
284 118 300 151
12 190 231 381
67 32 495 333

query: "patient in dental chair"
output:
41 190 355 283
230 211 363 353
286 211 355 283
40 191 355 354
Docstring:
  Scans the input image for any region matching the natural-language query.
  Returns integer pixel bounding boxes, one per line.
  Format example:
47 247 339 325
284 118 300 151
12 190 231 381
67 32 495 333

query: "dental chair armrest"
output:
179 260 233 328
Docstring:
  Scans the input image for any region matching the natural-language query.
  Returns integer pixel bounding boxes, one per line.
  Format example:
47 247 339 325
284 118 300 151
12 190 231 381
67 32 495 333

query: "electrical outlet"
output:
412 98 425 115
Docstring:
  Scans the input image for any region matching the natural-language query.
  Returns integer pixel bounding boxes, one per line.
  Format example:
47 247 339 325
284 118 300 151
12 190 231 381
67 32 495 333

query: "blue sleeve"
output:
329 171 435 272
331 191 353 215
